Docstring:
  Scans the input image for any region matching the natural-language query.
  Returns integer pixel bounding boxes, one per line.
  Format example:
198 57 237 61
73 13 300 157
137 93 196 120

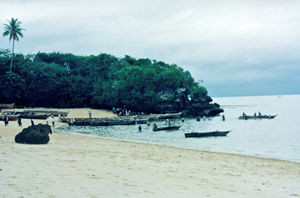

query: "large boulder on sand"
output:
15 124 52 144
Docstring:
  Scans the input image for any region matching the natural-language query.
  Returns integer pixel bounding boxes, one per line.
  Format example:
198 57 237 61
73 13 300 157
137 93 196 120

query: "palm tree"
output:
3 18 25 72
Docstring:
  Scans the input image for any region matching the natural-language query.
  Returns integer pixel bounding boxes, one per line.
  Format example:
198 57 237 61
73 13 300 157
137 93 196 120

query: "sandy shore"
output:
0 108 299 198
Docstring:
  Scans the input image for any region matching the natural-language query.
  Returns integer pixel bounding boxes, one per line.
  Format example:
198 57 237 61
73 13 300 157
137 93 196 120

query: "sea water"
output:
57 95 300 162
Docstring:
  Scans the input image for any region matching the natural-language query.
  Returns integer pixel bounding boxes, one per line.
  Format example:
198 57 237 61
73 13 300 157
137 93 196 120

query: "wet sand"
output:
0 108 299 198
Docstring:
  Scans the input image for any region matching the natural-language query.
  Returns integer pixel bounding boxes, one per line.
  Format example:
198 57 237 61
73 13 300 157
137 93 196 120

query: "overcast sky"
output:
1 0 300 97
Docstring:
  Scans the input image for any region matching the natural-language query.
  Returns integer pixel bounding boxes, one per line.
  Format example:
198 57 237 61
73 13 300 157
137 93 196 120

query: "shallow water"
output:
57 94 300 162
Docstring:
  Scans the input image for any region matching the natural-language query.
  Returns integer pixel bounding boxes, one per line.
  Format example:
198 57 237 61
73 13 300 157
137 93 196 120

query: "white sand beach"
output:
0 108 299 198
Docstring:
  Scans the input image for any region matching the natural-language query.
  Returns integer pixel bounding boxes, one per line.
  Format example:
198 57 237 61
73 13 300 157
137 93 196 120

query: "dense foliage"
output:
0 49 221 115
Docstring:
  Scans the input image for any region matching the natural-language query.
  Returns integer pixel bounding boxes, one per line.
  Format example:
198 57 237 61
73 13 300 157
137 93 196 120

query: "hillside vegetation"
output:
0 49 223 116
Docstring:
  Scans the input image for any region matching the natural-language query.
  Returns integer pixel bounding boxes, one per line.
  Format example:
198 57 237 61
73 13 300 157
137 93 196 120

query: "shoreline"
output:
56 128 300 164
1 108 300 197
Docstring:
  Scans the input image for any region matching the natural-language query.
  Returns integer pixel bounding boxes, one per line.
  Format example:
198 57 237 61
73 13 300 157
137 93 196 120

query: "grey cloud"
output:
1 0 300 96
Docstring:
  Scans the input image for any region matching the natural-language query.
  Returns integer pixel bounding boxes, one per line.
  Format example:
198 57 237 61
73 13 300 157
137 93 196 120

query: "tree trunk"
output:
10 39 15 72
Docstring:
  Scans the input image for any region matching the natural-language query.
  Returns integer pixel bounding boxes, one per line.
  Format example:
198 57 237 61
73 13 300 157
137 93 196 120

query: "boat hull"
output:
185 130 231 138
0 103 14 109
61 117 148 126
153 126 181 131
238 115 277 120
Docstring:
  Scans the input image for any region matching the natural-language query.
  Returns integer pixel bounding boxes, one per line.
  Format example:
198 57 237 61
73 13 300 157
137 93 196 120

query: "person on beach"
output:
182 118 185 122
46 116 50 125
222 115 225 121
89 111 92 118
138 125 142 132
31 119 34 126
51 115 55 127
58 114 62 122
17 117 22 127
4 115 9 126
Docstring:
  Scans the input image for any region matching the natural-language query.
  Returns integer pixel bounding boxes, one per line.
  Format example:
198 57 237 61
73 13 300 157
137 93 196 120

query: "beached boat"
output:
151 112 182 119
185 130 231 138
0 111 19 121
238 114 277 120
121 112 182 121
153 125 181 131
0 103 15 109
18 112 49 119
22 110 69 117
0 115 18 121
61 117 148 126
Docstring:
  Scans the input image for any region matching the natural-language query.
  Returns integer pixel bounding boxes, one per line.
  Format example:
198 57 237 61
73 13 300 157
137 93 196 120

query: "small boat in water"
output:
185 130 231 138
238 114 277 120
153 125 181 131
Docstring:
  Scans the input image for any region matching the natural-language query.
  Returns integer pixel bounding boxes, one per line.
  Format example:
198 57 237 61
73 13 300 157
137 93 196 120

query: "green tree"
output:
2 18 25 72
0 71 25 104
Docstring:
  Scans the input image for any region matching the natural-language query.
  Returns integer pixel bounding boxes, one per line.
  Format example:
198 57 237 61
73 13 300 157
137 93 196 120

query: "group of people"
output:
2 114 57 127
1 114 22 126
196 115 225 121
112 106 131 116
242 112 262 117
67 118 75 126
139 118 186 132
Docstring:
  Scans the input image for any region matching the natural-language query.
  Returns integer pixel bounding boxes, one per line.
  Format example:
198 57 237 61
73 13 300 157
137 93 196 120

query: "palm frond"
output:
2 17 25 42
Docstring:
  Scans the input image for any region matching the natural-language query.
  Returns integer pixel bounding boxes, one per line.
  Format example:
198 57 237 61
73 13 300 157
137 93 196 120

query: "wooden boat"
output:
185 130 231 138
61 117 148 126
153 125 181 131
18 112 49 119
238 114 277 120
23 110 69 117
151 112 182 119
121 112 182 121
0 111 18 121
0 115 18 121
0 103 15 109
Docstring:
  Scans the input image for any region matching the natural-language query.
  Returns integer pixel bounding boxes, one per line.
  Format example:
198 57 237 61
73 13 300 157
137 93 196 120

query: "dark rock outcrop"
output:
155 87 223 117
15 124 52 144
